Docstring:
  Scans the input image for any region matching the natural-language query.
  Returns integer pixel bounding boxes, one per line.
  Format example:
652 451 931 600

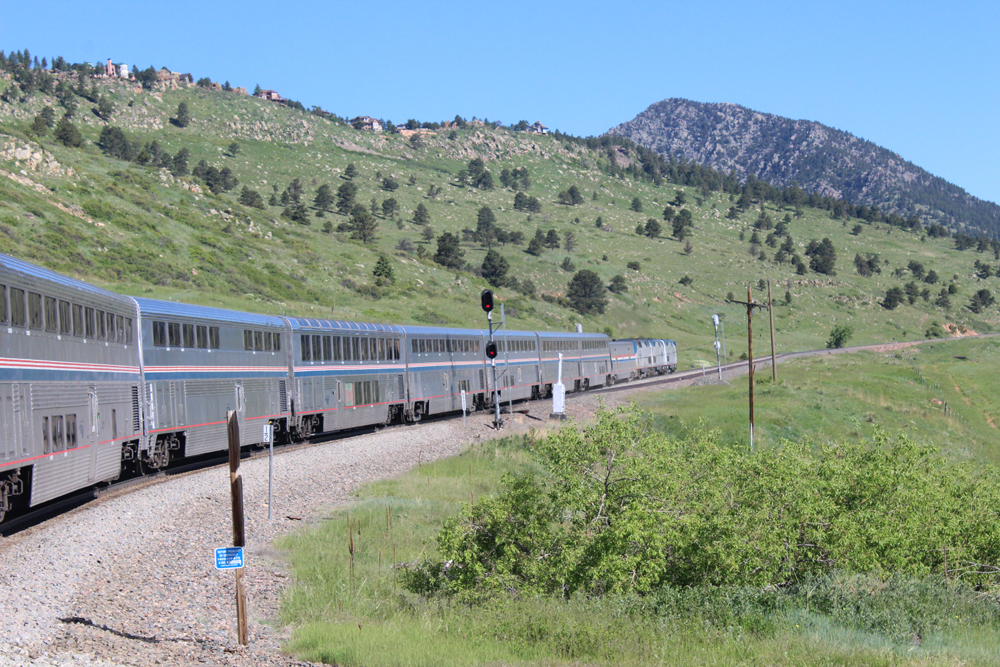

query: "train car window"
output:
10 288 25 327
116 314 125 343
322 335 332 361
418 339 425 353
96 310 106 339
366 338 375 361
343 337 352 361
411 339 418 354
244 330 254 351
332 336 341 361
349 337 358 361
273 332 280 351
312 335 322 361
44 296 58 332
65 414 77 449
378 338 385 360
197 325 208 349
72 304 83 336
0 285 5 324
41 416 50 454
439 339 446 352
344 382 355 407
28 292 42 330
84 307 94 338
300 334 311 361
209 326 220 349
163 321 176 347
183 324 195 348
393 338 400 360
59 301 71 334
362 381 371 405
264 331 273 351
109 313 119 343
153 321 167 347
52 415 64 452
254 330 264 352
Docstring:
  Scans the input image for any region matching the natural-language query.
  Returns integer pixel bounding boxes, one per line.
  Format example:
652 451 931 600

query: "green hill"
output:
2 65 999 365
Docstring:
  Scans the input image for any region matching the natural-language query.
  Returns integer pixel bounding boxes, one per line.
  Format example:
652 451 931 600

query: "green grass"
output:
275 346 1000 666
2 75 1000 355
640 336 1000 465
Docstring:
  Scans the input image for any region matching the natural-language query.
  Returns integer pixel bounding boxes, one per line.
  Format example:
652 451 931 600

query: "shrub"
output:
826 324 853 349
418 405 1000 600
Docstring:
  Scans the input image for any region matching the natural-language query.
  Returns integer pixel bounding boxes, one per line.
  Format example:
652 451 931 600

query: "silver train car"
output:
0 255 142 520
0 253 679 521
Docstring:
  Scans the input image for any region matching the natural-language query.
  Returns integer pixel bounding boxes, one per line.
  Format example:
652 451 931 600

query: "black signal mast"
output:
481 290 502 429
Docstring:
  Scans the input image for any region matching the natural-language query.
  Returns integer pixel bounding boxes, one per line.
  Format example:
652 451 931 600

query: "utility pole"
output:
728 287 770 450
768 280 777 381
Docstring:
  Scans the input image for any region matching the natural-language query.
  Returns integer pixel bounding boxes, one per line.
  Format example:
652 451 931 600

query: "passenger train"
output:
0 253 677 522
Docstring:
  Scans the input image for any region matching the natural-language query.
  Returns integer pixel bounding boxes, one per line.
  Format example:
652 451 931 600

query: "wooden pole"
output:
768 280 777 381
227 411 248 646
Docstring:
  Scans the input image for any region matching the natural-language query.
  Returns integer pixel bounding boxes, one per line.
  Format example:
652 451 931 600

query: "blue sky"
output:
3 1 998 203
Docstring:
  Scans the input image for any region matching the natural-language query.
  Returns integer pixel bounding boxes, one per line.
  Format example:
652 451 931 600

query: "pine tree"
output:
173 102 191 128
373 254 394 286
481 249 509 287
434 232 464 268
413 202 430 224
349 203 378 244
313 184 333 212
566 270 608 315
54 115 83 147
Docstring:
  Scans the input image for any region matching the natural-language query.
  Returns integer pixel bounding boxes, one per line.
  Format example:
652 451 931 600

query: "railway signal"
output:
485 341 498 359
481 289 494 313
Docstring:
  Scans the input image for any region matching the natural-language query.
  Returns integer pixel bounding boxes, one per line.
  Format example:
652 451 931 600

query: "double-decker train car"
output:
289 318 405 434
538 331 611 392
0 255 141 520
134 298 289 467
0 253 680 523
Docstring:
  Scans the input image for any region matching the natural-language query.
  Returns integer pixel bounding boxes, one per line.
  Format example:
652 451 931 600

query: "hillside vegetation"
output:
2 59 1000 361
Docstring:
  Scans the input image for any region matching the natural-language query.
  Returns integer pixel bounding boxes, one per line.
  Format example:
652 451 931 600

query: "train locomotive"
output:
0 253 677 522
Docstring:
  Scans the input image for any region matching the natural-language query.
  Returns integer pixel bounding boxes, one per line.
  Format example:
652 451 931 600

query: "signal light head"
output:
481 289 494 313
485 341 498 359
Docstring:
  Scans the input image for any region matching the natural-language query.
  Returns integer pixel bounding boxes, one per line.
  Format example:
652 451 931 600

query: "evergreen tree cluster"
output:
96 126 190 176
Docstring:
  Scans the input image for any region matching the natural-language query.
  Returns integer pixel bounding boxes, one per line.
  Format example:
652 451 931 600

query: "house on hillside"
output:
256 89 283 102
103 59 129 78
350 116 382 131
528 121 548 134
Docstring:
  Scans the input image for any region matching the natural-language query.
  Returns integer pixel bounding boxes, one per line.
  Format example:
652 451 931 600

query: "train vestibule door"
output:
234 382 245 442
87 389 99 482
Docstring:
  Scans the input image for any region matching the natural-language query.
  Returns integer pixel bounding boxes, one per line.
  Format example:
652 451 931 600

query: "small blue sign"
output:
215 546 244 570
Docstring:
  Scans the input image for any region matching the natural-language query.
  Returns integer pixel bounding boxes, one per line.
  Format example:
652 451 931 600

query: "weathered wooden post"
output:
227 410 248 646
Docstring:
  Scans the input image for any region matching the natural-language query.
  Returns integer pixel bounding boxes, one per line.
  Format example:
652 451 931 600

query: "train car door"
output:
87 388 99 482
234 382 246 441
0 384 27 462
